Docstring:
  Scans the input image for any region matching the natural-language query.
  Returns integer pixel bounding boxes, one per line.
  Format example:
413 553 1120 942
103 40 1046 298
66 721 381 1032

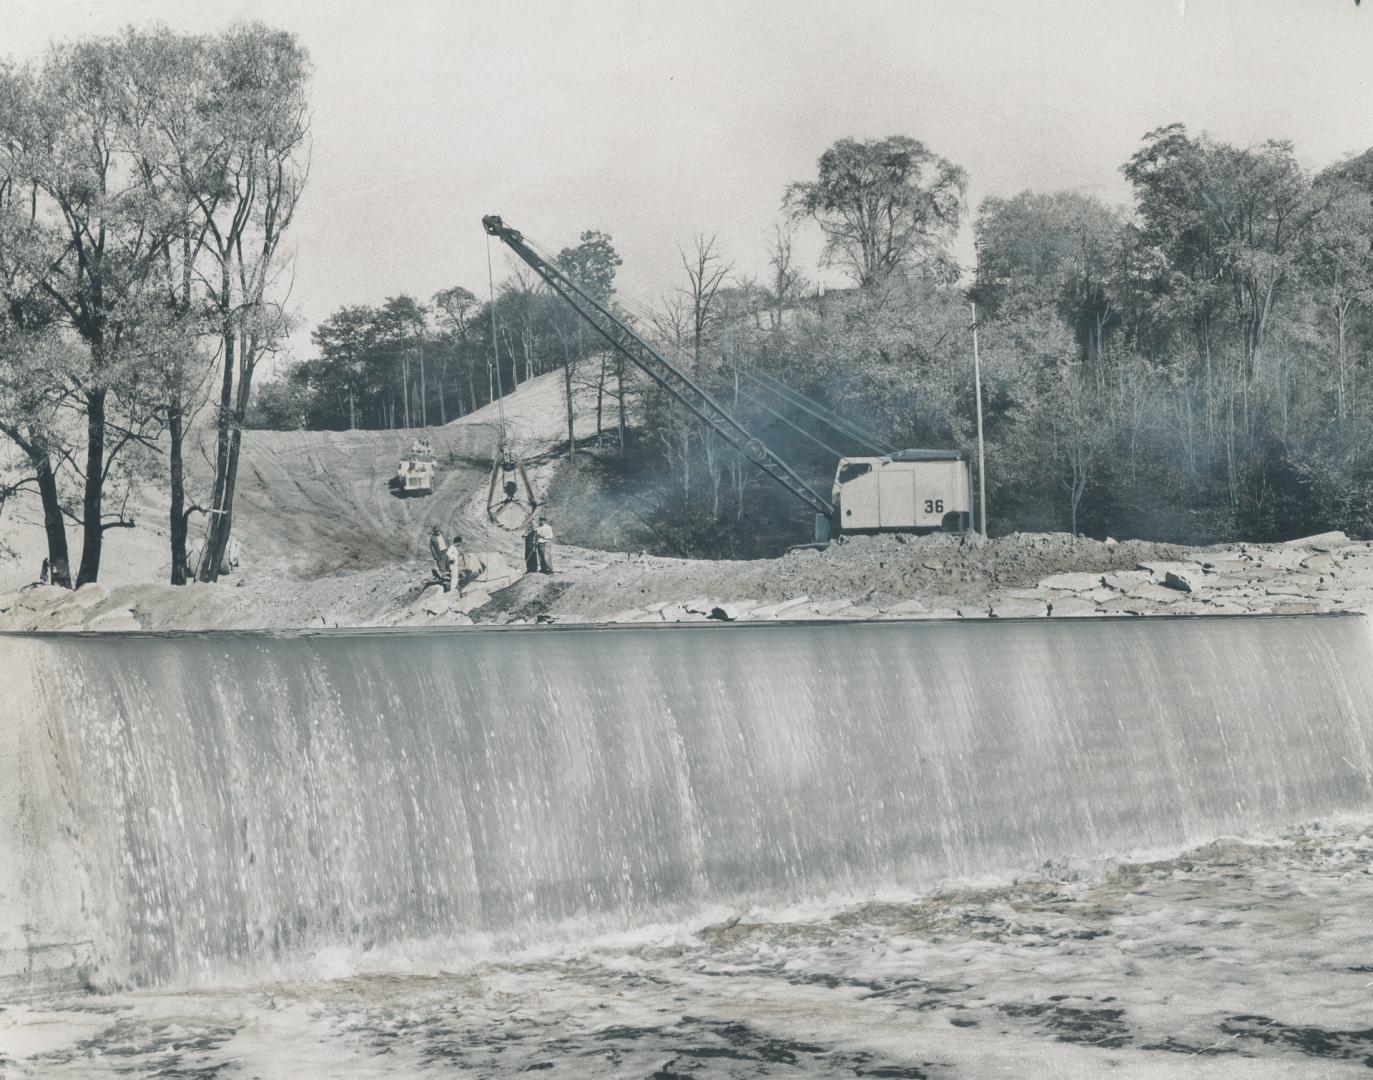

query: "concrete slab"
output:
1038 572 1103 591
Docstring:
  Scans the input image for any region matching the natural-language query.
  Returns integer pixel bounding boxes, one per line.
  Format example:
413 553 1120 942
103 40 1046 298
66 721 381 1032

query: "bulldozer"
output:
396 437 437 497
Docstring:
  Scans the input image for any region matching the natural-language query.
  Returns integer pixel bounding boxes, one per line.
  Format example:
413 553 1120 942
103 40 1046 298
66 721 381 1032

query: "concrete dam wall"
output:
3 616 1372 993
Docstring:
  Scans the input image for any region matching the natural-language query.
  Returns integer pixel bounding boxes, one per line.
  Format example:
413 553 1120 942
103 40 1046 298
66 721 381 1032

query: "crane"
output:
482 215 972 542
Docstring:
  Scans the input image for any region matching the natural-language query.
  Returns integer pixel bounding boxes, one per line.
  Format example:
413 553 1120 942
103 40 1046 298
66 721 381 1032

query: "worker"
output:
534 514 555 574
446 533 473 594
523 523 539 574
429 525 449 576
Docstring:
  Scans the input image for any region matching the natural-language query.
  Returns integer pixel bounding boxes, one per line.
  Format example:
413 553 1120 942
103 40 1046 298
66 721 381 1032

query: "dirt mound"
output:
528 533 1186 622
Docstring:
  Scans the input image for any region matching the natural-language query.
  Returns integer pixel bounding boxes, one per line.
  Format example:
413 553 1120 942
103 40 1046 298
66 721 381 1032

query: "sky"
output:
3 0 1372 362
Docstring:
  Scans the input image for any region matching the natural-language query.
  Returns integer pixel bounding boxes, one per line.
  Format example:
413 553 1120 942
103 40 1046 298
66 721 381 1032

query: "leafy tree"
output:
1303 157 1373 426
195 23 310 583
785 135 966 287
556 230 622 458
974 191 1125 366
0 35 187 585
432 285 480 422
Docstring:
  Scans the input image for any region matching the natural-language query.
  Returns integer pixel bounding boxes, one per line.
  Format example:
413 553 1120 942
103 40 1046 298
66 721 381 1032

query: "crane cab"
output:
832 449 973 533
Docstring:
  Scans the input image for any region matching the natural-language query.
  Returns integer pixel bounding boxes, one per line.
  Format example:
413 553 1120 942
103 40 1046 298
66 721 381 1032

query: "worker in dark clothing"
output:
523 523 539 574
534 515 555 574
429 525 450 579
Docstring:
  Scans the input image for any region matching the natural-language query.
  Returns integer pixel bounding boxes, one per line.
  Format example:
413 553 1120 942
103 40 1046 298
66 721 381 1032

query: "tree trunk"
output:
35 455 72 589
168 398 188 584
616 355 627 449
202 262 237 582
76 387 107 586
419 342 427 427
595 355 606 446
437 354 447 424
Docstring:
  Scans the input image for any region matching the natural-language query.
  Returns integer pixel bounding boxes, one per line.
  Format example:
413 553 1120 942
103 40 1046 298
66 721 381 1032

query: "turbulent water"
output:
2 820 1371 1078
2 615 1372 1074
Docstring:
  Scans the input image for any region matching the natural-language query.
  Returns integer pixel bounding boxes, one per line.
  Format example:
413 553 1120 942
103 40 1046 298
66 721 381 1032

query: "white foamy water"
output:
2 819 1370 1078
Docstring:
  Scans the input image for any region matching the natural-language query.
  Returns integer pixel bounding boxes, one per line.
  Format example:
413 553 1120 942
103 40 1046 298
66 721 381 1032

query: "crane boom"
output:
481 216 836 521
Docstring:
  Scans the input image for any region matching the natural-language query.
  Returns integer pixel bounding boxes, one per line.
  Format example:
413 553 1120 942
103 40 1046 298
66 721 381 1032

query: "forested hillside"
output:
258 131 1373 554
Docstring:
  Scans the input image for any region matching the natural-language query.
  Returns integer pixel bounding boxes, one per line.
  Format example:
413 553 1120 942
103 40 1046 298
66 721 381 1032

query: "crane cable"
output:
517 230 886 460
522 235 894 457
483 231 540 531
734 365 896 456
485 232 507 433
733 384 847 461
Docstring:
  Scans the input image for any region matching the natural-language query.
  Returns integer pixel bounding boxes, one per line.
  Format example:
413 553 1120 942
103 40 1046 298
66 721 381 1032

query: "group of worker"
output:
524 516 555 574
428 514 554 590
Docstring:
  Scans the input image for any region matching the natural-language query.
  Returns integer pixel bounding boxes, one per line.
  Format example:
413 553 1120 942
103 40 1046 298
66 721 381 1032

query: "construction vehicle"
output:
482 215 975 542
396 437 436 497
833 450 972 533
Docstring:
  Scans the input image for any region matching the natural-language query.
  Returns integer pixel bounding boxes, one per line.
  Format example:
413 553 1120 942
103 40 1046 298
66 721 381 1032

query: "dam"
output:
3 614 1372 996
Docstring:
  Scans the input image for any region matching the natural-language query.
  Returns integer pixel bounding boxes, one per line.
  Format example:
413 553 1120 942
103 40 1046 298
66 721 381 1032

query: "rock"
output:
1138 560 1205 584
1255 548 1309 570
1083 587 1118 603
71 583 108 609
708 604 741 622
451 590 490 614
811 598 853 616
1038 572 1103 591
87 608 140 631
883 599 930 615
1009 587 1066 600
1104 536 1118 547
1270 600 1327 615
1163 569 1202 593
1301 554 1336 575
772 596 812 615
608 608 646 623
1281 530 1350 548
1102 570 1151 591
1264 582 1318 597
683 597 715 615
1130 582 1185 603
414 583 444 609
990 598 1047 618
1048 596 1099 617
1096 596 1146 615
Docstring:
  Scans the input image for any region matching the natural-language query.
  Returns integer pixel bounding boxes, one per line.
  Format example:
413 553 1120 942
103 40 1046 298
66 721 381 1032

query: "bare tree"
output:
678 234 733 369
765 225 807 330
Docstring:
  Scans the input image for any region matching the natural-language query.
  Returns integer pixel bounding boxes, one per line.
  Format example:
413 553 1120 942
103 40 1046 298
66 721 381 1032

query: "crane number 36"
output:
923 499 944 514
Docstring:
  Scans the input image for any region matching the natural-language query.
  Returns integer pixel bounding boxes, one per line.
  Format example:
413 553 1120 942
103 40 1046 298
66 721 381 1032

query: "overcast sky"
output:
4 0 1371 361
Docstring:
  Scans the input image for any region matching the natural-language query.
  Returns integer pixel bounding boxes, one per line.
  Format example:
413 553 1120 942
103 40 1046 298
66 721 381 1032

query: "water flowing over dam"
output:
3 615 1372 994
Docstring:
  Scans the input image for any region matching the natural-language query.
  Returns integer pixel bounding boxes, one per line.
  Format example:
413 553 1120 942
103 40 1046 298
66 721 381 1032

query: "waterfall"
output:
3 615 1371 992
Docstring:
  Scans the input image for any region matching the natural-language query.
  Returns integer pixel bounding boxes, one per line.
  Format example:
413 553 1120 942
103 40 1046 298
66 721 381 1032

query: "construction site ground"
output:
2 370 1371 632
